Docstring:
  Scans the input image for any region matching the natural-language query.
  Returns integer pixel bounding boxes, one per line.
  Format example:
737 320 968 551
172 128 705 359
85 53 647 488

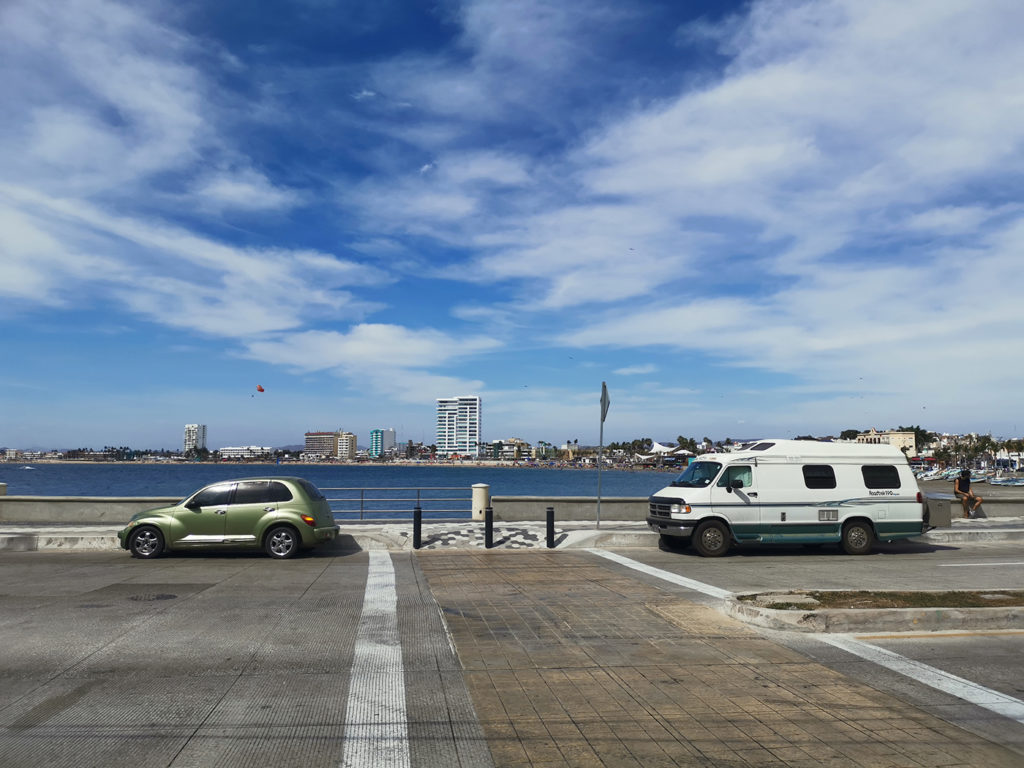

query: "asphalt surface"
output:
1 544 1022 767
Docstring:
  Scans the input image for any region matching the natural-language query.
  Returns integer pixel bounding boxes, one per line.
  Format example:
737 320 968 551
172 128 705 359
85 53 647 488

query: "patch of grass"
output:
738 590 1024 610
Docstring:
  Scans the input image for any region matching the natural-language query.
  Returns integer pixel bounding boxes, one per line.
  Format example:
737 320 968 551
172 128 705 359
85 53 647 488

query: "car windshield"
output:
670 461 722 488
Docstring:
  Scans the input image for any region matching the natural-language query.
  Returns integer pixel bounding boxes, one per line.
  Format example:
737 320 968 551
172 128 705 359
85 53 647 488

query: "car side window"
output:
803 465 837 489
234 481 271 504
267 482 293 502
190 483 233 507
862 465 901 489
717 466 752 488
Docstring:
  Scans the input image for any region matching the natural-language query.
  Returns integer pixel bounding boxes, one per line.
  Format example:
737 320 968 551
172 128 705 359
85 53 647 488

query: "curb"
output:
723 598 1024 633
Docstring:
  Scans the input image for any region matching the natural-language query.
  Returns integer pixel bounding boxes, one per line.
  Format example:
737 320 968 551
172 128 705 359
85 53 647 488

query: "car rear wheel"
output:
841 520 874 555
129 526 164 559
265 525 300 559
693 520 731 557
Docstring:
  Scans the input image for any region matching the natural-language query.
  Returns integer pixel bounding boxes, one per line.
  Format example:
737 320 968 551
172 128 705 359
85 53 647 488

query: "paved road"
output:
1 544 1022 766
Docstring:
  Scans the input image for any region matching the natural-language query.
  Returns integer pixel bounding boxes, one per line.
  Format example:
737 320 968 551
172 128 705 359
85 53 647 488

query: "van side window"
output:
862 465 901 489
802 465 837 489
717 466 753 488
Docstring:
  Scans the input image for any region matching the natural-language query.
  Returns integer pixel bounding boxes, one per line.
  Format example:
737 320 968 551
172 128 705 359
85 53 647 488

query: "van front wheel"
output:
841 521 874 555
693 520 731 557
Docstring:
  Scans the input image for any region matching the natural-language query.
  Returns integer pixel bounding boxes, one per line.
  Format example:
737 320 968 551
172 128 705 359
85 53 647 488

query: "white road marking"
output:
586 549 733 600
341 551 409 768
818 634 1024 725
937 562 1024 567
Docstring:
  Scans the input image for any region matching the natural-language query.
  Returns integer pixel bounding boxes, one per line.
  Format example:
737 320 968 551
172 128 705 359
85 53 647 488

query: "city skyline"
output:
3 1 1024 449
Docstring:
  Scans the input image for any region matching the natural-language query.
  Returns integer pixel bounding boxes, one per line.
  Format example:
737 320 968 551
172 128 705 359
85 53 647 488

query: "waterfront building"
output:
337 431 357 460
369 428 396 459
304 430 340 458
856 428 915 455
490 437 531 461
218 446 272 459
436 396 482 458
184 424 207 453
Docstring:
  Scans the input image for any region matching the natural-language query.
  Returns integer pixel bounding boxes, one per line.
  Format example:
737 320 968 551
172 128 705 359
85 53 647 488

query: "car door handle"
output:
264 506 276 512
747 492 758 497
215 508 227 515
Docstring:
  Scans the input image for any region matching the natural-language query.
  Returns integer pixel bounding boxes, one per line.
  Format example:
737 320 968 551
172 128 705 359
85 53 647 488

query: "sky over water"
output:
2 0 1023 449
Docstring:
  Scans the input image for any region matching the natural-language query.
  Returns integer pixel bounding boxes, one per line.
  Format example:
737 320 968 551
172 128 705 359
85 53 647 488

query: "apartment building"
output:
184 424 207 453
436 396 481 458
369 428 396 459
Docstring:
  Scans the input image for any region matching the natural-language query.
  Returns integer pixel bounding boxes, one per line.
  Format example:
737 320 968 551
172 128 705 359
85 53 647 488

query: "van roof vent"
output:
750 442 776 451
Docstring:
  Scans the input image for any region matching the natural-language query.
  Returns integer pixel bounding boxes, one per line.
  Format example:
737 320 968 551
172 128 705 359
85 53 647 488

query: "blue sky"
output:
2 0 1023 451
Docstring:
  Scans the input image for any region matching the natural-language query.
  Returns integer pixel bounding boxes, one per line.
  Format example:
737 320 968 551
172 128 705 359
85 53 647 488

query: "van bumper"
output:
646 517 698 538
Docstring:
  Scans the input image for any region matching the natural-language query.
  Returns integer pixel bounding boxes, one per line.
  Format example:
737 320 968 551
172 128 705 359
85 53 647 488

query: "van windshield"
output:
670 461 722 488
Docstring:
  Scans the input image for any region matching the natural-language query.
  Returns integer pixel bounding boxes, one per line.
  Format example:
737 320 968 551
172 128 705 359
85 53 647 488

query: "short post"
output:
472 483 490 521
413 505 422 549
484 505 494 549
546 506 555 548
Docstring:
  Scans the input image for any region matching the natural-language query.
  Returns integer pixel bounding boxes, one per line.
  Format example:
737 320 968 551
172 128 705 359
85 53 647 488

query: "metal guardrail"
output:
320 486 472 520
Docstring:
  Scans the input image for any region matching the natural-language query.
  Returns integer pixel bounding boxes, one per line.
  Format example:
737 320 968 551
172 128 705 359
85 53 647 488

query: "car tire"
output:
264 525 300 559
129 526 164 559
693 520 731 557
841 520 874 555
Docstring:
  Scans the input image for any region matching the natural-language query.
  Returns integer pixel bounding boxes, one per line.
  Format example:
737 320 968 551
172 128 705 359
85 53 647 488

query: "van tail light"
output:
300 514 316 527
916 492 922 504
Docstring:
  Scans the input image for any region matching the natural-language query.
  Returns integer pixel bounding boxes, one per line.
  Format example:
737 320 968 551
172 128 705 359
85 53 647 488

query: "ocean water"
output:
0 463 674 501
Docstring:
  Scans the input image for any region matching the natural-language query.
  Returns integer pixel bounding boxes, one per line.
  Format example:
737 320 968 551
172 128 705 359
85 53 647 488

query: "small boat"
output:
20 465 36 470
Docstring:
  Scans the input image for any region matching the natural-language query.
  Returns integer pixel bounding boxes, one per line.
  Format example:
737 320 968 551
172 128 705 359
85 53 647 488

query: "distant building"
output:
184 424 207 453
856 428 916 455
369 428 396 459
436 396 482 458
337 431 358 460
304 430 340 458
219 446 272 460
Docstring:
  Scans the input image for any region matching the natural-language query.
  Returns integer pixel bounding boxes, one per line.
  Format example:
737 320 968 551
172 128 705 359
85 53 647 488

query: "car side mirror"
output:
185 499 201 510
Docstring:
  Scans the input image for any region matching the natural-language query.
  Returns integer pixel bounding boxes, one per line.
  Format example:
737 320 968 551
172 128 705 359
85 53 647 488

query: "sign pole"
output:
597 382 610 528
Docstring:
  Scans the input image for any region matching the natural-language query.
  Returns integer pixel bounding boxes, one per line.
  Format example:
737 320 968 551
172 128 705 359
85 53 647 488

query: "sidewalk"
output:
2 516 1024 552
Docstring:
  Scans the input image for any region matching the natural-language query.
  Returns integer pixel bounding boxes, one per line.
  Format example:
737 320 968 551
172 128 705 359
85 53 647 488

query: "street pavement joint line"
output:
937 562 1024 567
817 634 1024 725
340 551 410 768
586 549 733 600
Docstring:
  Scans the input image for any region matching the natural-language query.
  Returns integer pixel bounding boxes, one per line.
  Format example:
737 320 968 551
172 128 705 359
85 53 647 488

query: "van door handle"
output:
747 492 758 497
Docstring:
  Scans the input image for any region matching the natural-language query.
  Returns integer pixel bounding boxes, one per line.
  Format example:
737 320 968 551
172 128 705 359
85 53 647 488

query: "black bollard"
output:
484 505 493 549
413 505 422 550
546 506 555 548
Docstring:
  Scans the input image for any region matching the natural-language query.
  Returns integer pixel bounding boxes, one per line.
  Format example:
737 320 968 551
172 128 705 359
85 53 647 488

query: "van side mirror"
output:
730 479 744 490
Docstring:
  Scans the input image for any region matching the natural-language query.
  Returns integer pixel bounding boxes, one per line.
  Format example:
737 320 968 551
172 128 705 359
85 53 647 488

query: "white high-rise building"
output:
337 431 358 460
436 396 481 458
184 424 207 453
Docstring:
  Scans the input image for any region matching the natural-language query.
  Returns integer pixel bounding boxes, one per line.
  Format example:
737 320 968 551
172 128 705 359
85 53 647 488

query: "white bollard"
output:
471 483 490 521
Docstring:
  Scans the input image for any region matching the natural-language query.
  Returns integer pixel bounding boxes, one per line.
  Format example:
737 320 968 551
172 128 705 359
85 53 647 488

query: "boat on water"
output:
20 466 36 470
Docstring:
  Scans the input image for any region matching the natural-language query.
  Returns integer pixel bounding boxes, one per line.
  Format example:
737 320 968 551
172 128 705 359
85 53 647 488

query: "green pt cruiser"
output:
118 476 340 559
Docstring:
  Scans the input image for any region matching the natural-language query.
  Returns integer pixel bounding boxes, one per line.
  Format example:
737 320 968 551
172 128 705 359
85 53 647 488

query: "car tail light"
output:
300 514 316 527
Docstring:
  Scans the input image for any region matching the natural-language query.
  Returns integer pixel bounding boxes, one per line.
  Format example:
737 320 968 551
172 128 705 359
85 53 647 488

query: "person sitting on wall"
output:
953 469 982 518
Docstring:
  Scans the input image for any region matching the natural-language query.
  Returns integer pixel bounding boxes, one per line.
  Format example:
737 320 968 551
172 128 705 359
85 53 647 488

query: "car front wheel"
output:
129 526 164 559
693 520 731 557
265 525 300 559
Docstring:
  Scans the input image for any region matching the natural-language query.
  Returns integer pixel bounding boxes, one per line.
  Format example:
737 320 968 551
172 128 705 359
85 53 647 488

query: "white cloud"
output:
191 168 303 212
614 364 657 376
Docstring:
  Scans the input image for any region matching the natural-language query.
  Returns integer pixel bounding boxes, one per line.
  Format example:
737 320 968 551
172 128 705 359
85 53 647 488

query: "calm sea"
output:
0 463 674 501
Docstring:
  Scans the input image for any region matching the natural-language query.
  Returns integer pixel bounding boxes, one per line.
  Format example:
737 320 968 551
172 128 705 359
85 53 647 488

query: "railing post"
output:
413 505 422 549
546 506 555 548
359 489 365 521
484 505 493 549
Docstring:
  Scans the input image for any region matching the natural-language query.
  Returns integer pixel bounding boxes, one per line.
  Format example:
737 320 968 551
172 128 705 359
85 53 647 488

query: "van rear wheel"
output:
841 521 874 555
693 520 731 557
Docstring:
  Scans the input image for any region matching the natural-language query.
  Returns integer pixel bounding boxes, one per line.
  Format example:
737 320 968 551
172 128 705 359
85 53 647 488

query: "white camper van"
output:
647 439 925 556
